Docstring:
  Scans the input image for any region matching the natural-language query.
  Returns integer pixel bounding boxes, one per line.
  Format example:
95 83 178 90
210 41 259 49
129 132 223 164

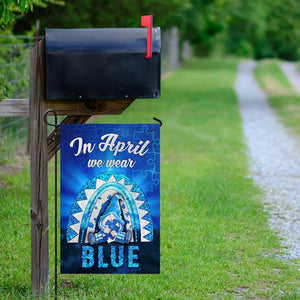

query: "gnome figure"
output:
88 193 132 245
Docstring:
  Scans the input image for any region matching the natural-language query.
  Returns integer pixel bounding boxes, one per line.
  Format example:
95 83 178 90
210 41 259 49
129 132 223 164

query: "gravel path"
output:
235 61 300 259
280 62 300 94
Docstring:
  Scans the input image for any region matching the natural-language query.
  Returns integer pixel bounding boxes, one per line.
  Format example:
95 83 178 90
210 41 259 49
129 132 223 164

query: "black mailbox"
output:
45 27 161 100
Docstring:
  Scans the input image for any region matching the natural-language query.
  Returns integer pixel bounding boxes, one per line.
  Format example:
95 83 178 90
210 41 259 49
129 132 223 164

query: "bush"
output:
236 40 254 58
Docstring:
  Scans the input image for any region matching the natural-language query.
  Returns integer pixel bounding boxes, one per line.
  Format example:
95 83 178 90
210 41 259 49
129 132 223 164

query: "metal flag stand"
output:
43 109 59 299
153 117 162 127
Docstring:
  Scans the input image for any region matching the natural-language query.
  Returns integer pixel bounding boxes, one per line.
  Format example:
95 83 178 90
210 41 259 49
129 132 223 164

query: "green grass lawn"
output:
1 58 299 299
255 59 300 139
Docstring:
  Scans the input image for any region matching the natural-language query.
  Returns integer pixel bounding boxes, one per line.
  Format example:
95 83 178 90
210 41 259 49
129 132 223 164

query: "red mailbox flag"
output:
141 15 153 59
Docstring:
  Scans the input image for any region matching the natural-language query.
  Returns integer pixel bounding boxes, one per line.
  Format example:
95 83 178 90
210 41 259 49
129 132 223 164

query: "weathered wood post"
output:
29 39 49 296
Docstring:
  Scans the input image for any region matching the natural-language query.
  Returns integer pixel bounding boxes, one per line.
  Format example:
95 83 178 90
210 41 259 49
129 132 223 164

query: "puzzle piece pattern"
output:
133 124 160 192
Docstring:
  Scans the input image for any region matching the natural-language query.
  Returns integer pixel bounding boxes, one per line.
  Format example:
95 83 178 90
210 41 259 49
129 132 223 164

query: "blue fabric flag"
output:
60 124 160 274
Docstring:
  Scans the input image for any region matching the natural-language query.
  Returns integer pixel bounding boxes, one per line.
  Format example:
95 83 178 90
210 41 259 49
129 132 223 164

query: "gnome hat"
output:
100 193 124 224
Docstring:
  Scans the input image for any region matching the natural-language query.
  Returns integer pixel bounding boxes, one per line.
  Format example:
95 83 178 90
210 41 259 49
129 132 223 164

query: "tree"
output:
266 0 300 60
0 0 32 25
0 0 63 27
13 0 188 33
5 0 300 60
180 0 224 55
221 0 271 58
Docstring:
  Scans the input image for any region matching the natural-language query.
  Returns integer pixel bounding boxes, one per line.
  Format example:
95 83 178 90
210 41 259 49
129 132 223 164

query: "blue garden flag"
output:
60 124 160 274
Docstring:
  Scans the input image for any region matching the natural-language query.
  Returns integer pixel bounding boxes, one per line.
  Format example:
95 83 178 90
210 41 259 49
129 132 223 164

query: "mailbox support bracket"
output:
29 39 135 297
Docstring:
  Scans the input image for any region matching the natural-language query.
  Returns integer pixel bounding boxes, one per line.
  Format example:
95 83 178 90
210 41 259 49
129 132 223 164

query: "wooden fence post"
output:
29 39 49 296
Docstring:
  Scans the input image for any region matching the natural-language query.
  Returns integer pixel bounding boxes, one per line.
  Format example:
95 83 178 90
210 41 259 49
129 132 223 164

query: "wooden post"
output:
29 39 49 296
